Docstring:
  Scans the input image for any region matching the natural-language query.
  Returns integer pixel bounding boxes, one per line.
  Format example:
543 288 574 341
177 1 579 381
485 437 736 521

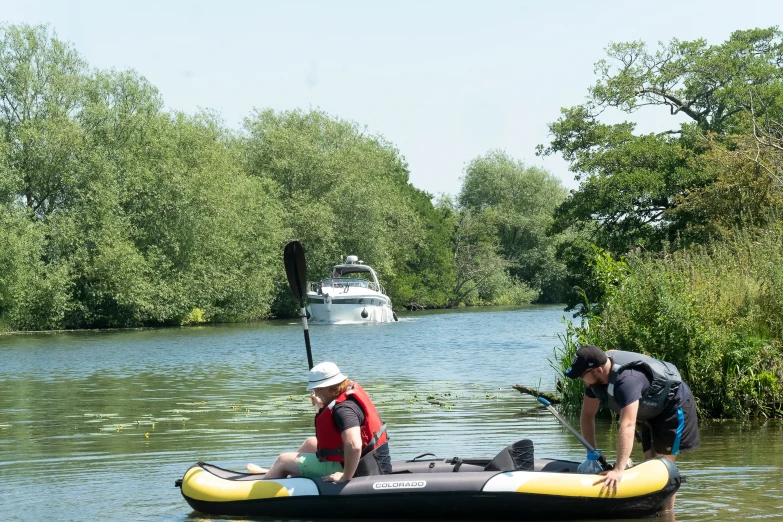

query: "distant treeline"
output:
0 24 569 332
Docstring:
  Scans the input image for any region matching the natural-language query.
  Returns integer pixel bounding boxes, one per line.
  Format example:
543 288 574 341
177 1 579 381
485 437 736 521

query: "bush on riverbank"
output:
556 229 783 419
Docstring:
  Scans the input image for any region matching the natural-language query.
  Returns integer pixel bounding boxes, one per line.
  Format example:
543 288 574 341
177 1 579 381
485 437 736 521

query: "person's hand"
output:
322 471 345 482
593 467 624 496
310 392 324 410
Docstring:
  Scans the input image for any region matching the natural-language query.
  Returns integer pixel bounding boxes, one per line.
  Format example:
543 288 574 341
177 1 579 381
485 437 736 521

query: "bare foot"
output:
246 463 269 474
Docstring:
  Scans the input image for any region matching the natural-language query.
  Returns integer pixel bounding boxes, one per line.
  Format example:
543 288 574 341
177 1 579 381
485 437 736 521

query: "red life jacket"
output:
315 382 388 463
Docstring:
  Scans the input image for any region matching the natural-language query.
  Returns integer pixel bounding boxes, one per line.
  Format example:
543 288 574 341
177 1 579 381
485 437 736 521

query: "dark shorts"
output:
638 385 699 456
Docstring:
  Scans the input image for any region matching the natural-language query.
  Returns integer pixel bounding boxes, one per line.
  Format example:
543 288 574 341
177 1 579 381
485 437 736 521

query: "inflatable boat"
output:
176 442 681 520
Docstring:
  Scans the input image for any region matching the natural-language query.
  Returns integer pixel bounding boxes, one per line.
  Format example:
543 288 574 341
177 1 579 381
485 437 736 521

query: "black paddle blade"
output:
284 241 307 303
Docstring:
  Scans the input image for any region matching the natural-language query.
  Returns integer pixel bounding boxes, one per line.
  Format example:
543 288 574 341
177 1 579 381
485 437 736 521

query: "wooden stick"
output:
512 384 561 404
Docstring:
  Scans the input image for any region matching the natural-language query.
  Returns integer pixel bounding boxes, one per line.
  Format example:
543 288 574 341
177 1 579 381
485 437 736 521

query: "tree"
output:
459 150 569 302
385 186 456 309
0 24 87 221
0 24 289 330
671 133 783 242
539 28 783 255
242 109 429 313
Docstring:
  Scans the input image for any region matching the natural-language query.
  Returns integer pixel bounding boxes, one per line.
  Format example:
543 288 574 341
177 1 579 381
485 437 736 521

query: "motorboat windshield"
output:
313 277 383 293
327 278 371 288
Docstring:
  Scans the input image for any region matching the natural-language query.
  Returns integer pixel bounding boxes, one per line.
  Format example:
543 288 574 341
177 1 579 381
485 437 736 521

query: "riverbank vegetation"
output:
0 23 566 332
546 27 783 418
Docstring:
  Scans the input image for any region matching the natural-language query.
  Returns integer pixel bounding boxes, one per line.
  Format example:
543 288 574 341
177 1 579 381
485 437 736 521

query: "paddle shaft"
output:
537 397 595 451
537 396 610 469
300 306 313 370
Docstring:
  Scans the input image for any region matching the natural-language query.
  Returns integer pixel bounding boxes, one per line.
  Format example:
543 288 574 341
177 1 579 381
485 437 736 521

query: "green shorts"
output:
295 453 343 479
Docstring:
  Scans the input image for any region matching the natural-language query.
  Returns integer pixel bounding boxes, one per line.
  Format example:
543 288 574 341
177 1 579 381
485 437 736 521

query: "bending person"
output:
564 345 699 512
248 361 391 482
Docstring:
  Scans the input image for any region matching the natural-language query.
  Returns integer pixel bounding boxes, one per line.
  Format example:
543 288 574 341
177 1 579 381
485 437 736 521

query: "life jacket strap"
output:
364 422 387 452
316 447 344 461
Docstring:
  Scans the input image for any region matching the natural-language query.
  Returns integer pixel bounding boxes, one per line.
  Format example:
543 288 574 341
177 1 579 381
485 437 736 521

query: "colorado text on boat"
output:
306 256 396 323
176 441 682 520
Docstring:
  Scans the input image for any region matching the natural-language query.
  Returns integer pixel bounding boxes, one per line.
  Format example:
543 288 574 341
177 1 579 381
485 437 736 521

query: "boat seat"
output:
484 439 534 472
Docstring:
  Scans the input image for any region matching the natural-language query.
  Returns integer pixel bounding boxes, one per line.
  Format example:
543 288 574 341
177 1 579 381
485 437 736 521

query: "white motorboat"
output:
307 256 397 323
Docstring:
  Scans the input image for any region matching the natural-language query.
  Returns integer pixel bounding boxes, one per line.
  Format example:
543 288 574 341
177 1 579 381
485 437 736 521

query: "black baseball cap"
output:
564 345 608 379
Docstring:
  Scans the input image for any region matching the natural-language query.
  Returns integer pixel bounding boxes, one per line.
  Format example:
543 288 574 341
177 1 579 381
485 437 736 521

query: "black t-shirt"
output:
333 397 365 431
585 368 684 411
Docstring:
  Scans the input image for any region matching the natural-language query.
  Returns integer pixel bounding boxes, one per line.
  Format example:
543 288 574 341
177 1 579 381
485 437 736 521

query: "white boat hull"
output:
307 294 395 323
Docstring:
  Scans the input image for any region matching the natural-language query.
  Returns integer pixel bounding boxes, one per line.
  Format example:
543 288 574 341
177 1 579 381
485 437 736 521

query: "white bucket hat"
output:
307 362 347 390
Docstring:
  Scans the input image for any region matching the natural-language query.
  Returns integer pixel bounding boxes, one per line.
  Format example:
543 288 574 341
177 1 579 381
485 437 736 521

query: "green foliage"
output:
0 23 600 331
547 27 783 419
540 28 783 261
672 134 783 243
0 23 87 221
459 150 569 302
0 207 71 329
437 196 536 307
590 28 783 132
181 308 206 326
385 188 456 309
550 313 604 417
556 229 783 418
0 24 286 330
242 108 454 314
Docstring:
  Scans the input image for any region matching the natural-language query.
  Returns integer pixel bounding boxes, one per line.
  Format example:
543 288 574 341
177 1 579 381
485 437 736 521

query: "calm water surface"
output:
1 306 781 521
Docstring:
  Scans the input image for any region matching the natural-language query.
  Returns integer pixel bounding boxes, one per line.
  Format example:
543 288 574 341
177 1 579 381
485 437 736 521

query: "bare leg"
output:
247 437 317 475
298 436 317 453
263 452 302 479
660 454 677 512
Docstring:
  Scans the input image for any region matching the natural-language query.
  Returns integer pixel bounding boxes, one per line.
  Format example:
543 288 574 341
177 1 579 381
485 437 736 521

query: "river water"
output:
1 306 781 521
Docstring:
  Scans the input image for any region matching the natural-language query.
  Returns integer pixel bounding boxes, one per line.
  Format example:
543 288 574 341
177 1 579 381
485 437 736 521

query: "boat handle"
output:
411 453 438 461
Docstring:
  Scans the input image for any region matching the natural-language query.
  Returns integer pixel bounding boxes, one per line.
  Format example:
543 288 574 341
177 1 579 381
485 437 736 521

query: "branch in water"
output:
512 384 561 404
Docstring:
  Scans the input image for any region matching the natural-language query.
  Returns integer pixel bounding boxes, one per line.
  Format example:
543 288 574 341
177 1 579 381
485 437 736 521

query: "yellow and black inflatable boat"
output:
176 443 681 520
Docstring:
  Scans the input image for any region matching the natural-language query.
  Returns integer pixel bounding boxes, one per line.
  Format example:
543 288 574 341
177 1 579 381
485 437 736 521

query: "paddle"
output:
537 396 610 469
284 241 313 370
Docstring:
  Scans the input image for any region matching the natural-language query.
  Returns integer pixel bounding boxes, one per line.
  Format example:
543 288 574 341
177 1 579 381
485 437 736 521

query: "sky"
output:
3 0 783 196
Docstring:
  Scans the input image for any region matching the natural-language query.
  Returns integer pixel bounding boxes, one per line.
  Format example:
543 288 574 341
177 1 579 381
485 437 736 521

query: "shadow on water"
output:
1 305 782 521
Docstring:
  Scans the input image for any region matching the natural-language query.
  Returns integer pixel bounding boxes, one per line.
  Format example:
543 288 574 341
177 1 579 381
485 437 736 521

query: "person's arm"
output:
339 427 362 481
594 400 639 494
323 427 361 482
613 400 638 471
322 400 364 482
580 394 600 449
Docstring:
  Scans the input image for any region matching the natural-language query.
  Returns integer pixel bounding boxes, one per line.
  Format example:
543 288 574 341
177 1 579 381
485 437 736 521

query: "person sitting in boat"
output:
564 345 699 512
247 361 391 482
